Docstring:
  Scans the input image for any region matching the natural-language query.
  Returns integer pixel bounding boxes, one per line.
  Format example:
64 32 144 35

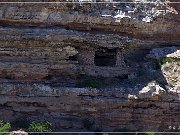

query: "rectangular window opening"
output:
94 48 117 67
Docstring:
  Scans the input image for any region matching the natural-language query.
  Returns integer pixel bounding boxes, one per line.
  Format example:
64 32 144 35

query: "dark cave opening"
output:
94 48 117 67
68 55 78 61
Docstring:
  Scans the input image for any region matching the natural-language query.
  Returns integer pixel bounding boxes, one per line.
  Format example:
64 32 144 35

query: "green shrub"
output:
159 57 173 66
28 121 52 132
145 132 155 135
0 120 11 135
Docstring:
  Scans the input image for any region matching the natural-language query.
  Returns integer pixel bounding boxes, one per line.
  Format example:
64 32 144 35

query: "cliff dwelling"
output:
0 0 180 134
75 46 127 77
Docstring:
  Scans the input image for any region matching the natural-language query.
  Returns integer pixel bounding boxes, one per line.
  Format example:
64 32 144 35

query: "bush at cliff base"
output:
0 120 11 135
28 121 52 132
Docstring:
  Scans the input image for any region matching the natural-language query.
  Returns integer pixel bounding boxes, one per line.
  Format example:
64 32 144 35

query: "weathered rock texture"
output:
0 0 179 133
0 82 180 132
0 0 179 40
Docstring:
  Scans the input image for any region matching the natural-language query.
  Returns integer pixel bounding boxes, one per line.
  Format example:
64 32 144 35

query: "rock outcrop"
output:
0 0 179 133
0 82 180 132
0 0 179 40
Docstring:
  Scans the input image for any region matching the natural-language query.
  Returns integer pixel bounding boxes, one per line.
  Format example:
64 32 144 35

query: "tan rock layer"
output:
0 83 179 132
0 3 179 40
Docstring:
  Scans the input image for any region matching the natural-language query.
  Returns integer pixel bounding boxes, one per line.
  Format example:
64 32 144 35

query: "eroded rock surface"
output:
0 0 179 40
0 82 179 132
0 0 179 133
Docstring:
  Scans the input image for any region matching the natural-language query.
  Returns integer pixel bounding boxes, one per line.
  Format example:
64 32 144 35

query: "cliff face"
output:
0 1 179 40
0 1 180 132
0 82 180 132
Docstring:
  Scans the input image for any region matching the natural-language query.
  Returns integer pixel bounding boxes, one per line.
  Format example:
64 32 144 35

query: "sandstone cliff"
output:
0 0 179 133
